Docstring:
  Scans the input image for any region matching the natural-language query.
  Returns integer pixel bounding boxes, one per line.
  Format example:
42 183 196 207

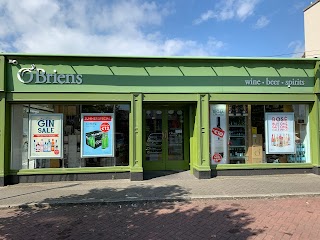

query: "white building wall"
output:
304 1 320 58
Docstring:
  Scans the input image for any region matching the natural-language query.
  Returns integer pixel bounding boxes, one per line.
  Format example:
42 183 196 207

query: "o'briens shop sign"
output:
17 64 83 84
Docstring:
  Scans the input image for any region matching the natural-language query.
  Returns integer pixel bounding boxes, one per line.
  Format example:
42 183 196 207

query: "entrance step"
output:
143 170 195 180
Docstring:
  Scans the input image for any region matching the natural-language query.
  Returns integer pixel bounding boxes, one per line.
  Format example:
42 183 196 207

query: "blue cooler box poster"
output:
81 113 115 158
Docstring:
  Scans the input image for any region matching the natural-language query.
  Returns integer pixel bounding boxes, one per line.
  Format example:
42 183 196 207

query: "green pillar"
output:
129 93 143 180
0 56 5 186
312 61 320 175
193 94 211 179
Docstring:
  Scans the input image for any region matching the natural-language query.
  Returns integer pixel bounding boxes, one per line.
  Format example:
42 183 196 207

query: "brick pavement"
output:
1 197 320 240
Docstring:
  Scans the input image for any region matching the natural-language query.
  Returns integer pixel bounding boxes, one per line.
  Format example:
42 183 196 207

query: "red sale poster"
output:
265 112 295 154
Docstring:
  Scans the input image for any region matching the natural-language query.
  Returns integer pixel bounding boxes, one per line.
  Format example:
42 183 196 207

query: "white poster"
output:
210 104 228 164
265 112 295 154
28 114 63 159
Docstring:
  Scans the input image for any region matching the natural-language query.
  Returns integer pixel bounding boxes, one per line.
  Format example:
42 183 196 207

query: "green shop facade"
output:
0 54 320 185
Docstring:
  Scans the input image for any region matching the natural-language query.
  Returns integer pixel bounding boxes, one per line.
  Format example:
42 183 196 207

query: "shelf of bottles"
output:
228 105 248 164
288 143 306 163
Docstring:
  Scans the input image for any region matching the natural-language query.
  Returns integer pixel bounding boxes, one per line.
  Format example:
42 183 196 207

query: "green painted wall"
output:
0 56 4 92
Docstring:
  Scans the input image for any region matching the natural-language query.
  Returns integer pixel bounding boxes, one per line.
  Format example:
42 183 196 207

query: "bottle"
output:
271 134 275 146
44 142 47 152
217 116 221 129
40 139 44 152
279 134 283 147
102 133 109 149
33 140 36 152
51 139 54 151
89 136 95 148
36 141 39 152
48 140 51 152
215 117 224 159
55 140 58 150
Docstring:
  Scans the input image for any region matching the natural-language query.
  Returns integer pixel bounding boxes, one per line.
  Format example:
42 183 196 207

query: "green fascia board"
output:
7 59 316 78
143 94 197 101
6 93 132 102
0 56 4 92
11 166 131 175
212 163 313 170
209 94 314 102
179 66 217 76
4 55 318 96
5 56 316 93
314 62 320 93
7 76 315 93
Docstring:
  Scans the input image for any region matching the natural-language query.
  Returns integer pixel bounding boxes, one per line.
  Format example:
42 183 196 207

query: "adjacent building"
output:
304 0 320 58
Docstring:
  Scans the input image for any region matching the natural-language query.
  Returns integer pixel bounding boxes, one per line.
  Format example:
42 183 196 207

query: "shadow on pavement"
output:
0 185 264 239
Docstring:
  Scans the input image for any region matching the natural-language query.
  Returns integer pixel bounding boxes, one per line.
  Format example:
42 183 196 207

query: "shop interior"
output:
11 104 130 169
227 104 309 164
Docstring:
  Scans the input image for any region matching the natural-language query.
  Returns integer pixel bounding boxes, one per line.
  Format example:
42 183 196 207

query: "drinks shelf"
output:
228 106 248 164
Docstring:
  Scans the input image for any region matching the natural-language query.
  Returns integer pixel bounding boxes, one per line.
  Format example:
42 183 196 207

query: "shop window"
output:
10 104 130 170
210 104 310 165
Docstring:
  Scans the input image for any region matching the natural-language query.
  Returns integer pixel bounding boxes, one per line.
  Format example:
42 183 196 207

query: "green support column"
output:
0 55 5 186
129 93 143 180
313 61 320 175
193 94 211 179
310 97 319 167
0 94 5 186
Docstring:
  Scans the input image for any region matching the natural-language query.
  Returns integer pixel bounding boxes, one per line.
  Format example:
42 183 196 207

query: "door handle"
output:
162 131 168 140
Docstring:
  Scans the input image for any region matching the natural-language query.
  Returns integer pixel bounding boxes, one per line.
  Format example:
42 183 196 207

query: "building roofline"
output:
0 52 318 62
304 0 320 12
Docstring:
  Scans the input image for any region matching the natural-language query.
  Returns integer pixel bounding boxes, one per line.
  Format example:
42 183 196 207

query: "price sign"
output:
212 127 225 138
100 122 110 132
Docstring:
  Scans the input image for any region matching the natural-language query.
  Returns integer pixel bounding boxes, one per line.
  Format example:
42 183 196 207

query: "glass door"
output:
143 107 189 170
144 109 166 170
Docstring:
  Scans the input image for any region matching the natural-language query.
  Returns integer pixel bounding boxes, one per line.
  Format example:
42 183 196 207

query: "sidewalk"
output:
1 172 320 208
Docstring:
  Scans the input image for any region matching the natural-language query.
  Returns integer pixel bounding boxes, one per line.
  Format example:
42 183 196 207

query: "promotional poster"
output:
81 113 114 158
210 104 227 164
28 114 63 159
265 112 295 154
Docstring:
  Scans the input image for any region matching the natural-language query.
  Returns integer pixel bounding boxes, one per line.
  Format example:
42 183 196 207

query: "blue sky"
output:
0 0 312 57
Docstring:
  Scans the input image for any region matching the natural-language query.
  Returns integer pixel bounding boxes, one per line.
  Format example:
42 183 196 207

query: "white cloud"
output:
253 16 270 29
288 40 304 58
0 0 225 56
193 0 260 24
193 10 215 25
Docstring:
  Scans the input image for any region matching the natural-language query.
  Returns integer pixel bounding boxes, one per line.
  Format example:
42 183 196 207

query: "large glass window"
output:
11 104 130 170
210 104 310 165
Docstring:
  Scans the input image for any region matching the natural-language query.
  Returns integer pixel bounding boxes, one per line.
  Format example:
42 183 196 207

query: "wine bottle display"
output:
215 117 224 157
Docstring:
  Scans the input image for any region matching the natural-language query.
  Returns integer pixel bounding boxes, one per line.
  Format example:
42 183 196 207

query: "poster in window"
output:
265 112 295 154
210 104 228 164
28 114 63 159
81 113 114 158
